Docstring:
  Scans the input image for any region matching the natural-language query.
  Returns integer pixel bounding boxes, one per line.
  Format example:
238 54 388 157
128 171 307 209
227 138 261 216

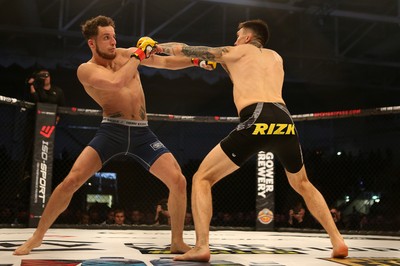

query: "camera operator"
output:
18 70 66 211
26 69 65 124
26 69 65 106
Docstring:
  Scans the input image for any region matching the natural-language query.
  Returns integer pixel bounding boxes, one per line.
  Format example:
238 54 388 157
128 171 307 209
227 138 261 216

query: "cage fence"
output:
0 96 399 233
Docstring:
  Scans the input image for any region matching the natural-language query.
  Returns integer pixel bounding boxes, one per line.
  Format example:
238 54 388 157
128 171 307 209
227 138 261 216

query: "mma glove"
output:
191 58 217 70
131 36 158 61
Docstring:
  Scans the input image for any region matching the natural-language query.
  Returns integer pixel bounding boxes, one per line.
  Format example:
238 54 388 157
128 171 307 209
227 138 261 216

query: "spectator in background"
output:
288 201 306 228
143 210 156 225
113 208 127 225
26 69 66 106
102 209 114 225
78 211 90 225
87 205 103 224
129 209 145 225
154 198 170 225
25 69 65 124
21 69 67 207
330 207 345 230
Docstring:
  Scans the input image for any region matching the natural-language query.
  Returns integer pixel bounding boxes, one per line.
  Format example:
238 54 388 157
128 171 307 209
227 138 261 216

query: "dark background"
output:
0 0 399 230
0 0 399 115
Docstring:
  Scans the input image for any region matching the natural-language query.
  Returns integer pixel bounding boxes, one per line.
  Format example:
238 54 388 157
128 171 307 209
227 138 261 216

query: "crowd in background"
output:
1 199 399 232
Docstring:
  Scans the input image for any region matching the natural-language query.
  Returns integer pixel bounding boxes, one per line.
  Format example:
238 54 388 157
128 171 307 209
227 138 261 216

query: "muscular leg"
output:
14 147 102 255
286 166 348 258
174 144 239 262
150 153 190 253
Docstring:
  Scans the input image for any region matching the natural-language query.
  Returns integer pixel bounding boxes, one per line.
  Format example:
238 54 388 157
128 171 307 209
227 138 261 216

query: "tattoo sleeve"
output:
160 43 228 61
181 46 228 61
159 43 188 56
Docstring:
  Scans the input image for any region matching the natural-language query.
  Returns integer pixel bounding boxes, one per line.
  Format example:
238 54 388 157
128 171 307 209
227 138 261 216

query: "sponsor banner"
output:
29 103 57 227
255 151 275 230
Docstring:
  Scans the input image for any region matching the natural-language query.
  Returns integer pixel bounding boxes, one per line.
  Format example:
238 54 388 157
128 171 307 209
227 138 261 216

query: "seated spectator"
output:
130 209 145 225
88 207 102 224
113 208 127 225
78 212 90 225
154 199 170 225
288 201 307 228
330 207 345 230
102 209 114 225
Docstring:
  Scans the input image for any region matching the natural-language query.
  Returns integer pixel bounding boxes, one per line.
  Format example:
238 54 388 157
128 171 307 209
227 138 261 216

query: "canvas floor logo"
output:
125 243 305 255
126 243 400 257
16 258 145 266
322 257 400 266
0 239 101 252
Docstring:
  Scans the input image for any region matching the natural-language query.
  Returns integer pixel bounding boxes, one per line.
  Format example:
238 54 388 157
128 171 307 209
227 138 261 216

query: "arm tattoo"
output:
160 43 189 56
181 46 228 61
160 44 175 56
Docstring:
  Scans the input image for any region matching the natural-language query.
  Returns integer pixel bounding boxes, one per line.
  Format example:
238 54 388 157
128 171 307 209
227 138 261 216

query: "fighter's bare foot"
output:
332 243 348 258
13 237 42 255
170 242 191 254
173 246 210 262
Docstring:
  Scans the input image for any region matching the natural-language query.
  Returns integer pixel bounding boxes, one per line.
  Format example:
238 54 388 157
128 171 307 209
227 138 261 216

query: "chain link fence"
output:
0 97 399 233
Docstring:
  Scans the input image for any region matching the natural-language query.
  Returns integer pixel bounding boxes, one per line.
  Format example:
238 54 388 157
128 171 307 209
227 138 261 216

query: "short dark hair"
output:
238 19 270 47
81 15 115 40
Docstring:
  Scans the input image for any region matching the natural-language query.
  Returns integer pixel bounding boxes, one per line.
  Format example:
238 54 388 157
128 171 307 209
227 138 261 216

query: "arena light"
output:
372 195 380 203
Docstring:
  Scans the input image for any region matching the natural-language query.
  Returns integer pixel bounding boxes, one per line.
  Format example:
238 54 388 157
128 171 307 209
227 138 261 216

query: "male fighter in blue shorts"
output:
14 15 215 255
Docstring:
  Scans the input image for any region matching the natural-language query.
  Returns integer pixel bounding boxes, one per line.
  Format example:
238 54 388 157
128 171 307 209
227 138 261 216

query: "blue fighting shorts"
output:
88 117 170 170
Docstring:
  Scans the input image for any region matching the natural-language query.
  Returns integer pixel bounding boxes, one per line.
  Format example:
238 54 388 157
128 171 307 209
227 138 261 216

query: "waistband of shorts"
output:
101 117 148 127
239 102 286 118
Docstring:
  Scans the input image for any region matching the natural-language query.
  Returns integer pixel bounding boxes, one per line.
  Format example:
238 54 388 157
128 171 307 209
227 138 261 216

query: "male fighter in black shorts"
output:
155 19 349 262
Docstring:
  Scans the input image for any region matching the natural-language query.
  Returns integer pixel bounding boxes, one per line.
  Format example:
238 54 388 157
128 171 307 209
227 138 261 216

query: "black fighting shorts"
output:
88 117 169 170
220 102 304 173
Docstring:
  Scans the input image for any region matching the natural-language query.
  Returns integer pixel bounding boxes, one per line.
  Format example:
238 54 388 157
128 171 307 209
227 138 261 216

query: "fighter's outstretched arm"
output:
156 43 233 64
136 37 216 71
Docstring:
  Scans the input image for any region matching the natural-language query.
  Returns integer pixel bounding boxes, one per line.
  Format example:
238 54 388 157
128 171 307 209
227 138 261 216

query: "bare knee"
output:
192 171 214 188
58 178 80 195
166 171 187 193
59 168 87 194
286 166 311 194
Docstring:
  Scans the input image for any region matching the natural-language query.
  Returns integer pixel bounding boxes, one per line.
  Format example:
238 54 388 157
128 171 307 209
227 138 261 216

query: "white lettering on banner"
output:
257 152 274 198
38 140 49 206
